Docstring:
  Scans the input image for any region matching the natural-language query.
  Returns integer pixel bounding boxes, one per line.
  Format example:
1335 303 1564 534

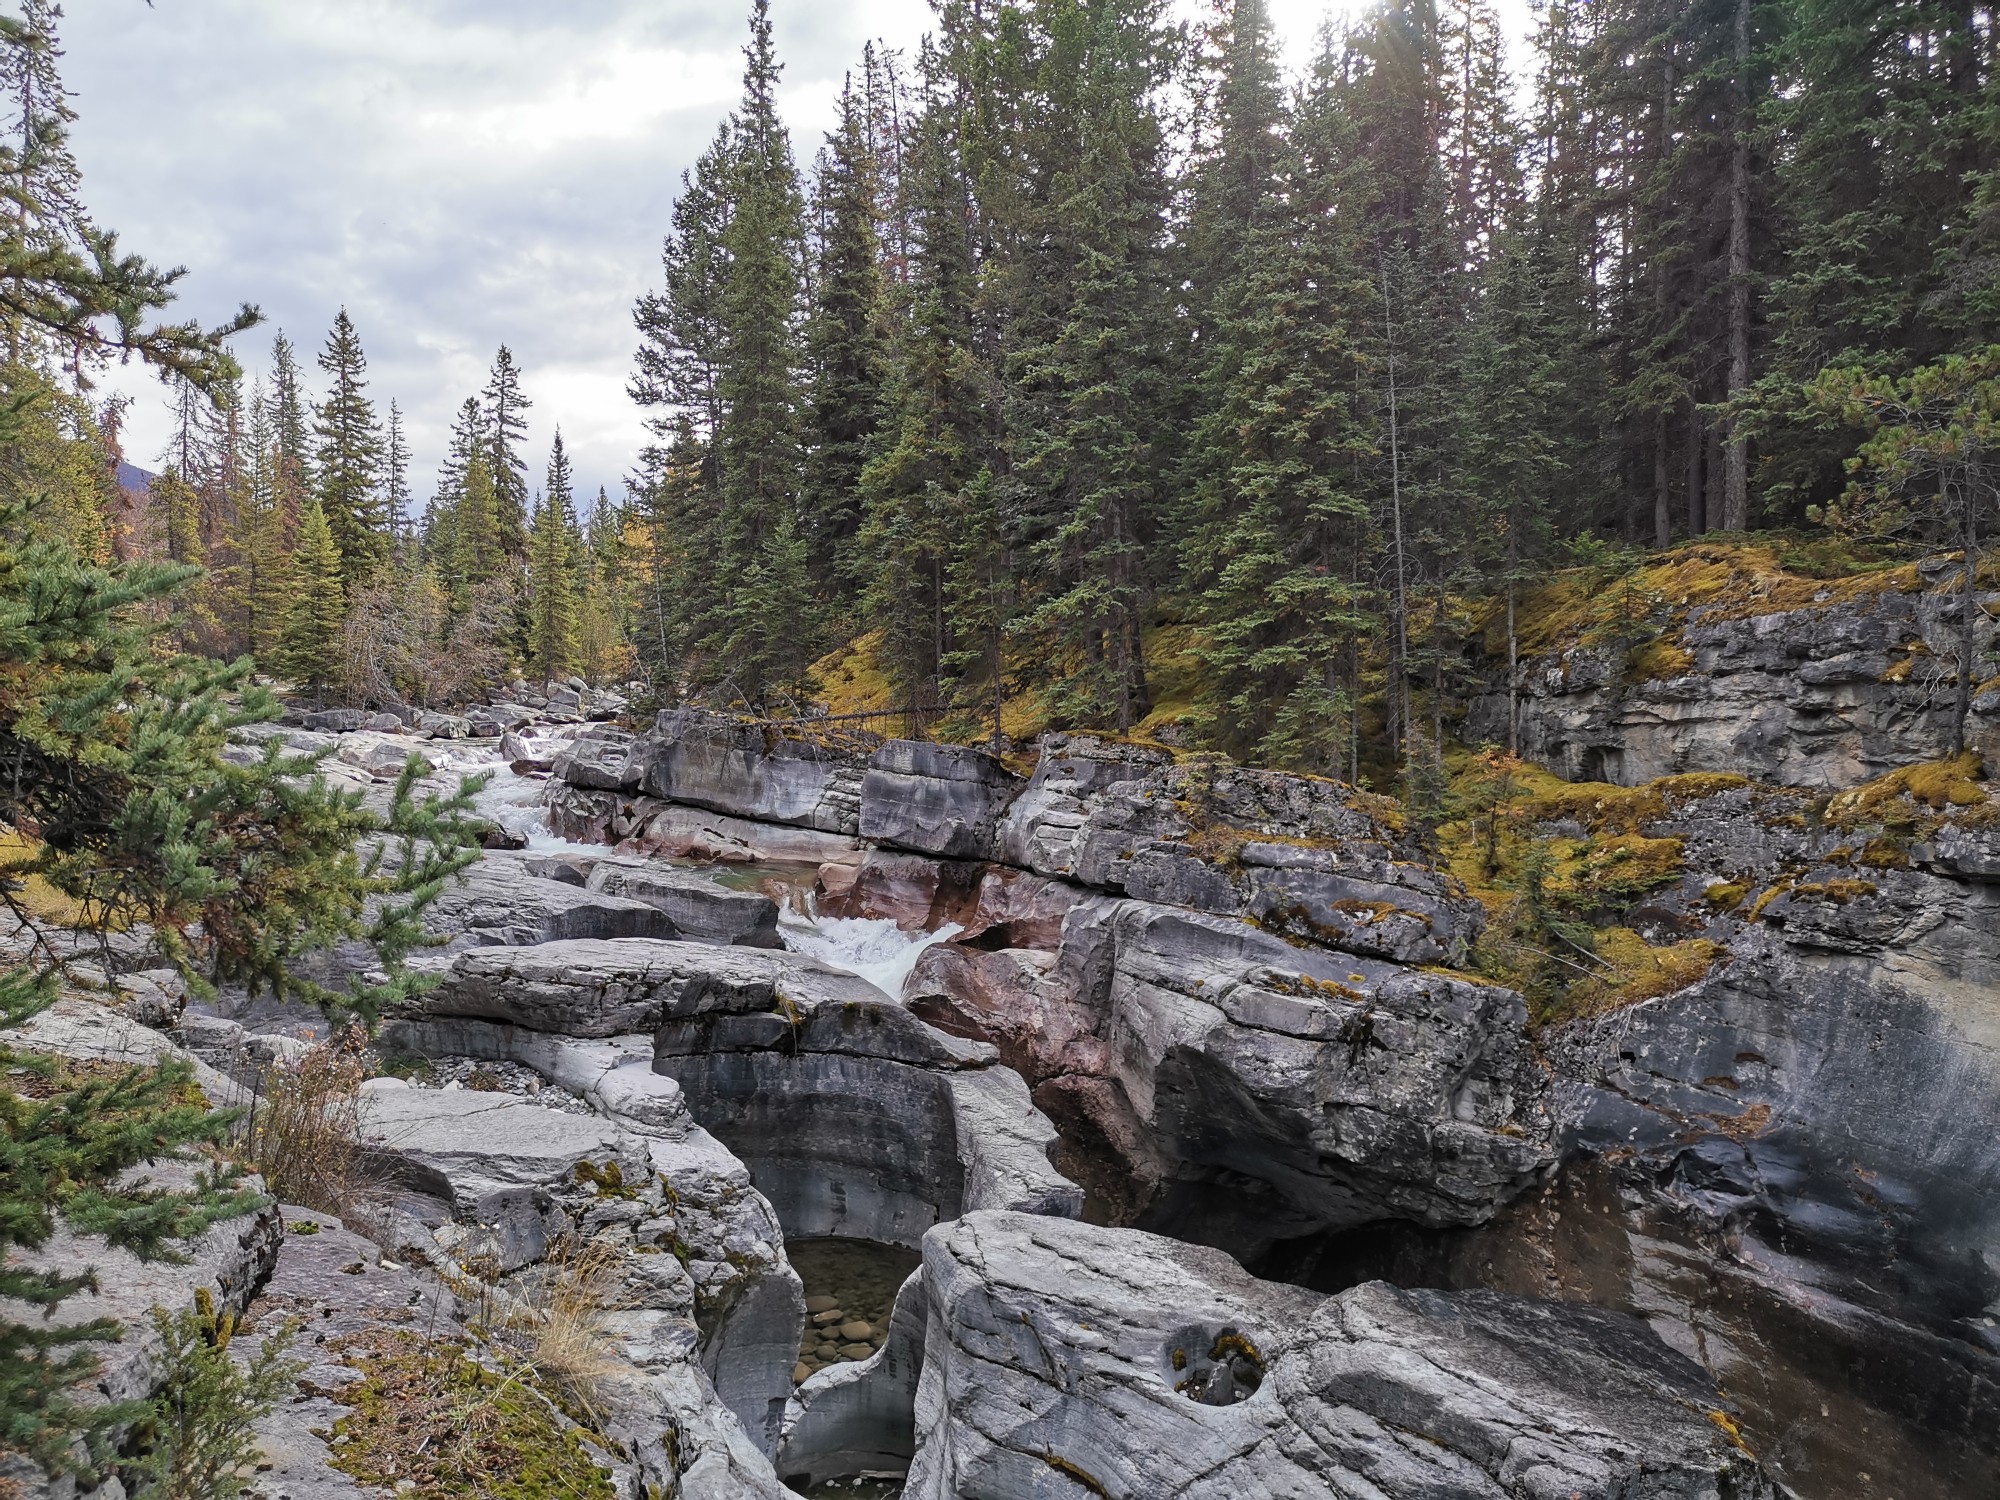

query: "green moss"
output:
320 1333 615 1500
572 1159 638 1200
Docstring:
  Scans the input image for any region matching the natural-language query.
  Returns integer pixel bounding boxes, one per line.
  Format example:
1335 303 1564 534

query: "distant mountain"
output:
116 460 153 495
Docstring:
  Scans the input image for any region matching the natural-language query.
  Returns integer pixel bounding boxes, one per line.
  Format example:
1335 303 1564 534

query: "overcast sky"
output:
66 0 1529 515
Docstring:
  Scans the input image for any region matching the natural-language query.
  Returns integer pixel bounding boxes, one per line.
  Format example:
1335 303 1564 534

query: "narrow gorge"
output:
10 555 1997 1500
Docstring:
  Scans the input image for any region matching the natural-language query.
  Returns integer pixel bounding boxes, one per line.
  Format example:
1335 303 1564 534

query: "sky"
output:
63 0 1530 515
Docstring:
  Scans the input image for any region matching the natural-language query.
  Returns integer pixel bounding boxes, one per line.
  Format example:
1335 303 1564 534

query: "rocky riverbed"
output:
11 685 1995 1499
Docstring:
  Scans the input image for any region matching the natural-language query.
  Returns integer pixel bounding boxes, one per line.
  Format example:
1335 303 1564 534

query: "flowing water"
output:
778 910 963 1001
447 727 961 1001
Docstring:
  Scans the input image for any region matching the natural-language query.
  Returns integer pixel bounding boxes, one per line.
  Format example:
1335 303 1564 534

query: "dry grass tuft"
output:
237 1031 374 1216
501 1237 631 1428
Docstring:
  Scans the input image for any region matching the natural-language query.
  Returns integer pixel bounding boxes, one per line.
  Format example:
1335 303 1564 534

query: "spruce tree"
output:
711 0 814 700
804 73 891 599
1187 47 1377 771
266 330 313 531
527 435 582 683
857 56 984 717
279 498 346 703
385 397 411 546
312 309 387 590
482 345 532 559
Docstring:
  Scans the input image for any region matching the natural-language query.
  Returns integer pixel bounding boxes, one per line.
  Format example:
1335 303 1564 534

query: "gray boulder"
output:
552 724 643 791
904 1211 1779 1500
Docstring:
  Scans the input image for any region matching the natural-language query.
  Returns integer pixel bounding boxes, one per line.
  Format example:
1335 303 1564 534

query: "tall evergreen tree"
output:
311 309 387 590
482 345 532 559
1187 46 1378 770
804 72 891 597
265 330 312 529
278 497 345 701
385 397 411 544
527 434 582 683
858 51 986 717
711 0 814 699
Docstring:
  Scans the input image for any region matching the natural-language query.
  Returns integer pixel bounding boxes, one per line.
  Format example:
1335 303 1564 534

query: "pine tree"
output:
804 72 891 598
266 331 312 531
1012 0 1179 732
527 435 582 683
1187 46 1378 770
312 309 387 590
857 52 987 719
278 498 345 703
482 345 532 559
385 397 411 545
711 0 814 700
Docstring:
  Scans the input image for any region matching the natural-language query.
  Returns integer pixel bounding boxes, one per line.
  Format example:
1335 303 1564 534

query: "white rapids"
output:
427 722 964 1001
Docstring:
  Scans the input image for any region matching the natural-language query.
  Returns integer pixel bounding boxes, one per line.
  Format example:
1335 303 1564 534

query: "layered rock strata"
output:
904 1210 1779 1499
1466 556 2000 788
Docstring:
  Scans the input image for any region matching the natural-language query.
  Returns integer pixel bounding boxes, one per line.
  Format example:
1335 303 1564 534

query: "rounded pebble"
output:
838 1320 873 1342
792 1362 811 1384
804 1295 840 1314
838 1342 874 1360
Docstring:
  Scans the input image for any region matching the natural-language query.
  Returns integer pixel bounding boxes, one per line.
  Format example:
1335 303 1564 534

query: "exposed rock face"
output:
423 854 686 949
581 860 783 947
1549 931 2000 1471
0 1156 282 1499
403 936 884 1037
1468 562 2000 789
859 740 1025 858
1035 900 1550 1249
566 721 1480 964
640 712 864 834
354 1057 804 1464
904 1211 1779 1500
994 733 1479 963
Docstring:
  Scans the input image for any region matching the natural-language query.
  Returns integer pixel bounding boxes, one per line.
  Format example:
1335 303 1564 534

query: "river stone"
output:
903 1211 1780 1500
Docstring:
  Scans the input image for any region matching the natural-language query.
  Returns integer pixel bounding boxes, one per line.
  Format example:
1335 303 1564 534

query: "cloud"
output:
66 0 1527 514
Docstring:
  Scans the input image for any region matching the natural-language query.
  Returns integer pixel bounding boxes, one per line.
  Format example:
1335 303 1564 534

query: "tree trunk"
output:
1722 0 1753 531
1684 404 1705 535
1383 264 1411 760
1653 408 1672 548
1955 473 1978 756
1506 521 1520 756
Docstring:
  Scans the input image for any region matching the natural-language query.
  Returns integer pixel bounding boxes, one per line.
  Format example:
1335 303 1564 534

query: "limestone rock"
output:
859 741 1024 859
0 1166 282 1496
640 711 862 834
551 724 643 791
418 853 684 951
904 1211 1779 1500
938 899 1552 1249
1468 570 2000 789
408 937 888 1038
1551 929 2000 1465
583 860 783 947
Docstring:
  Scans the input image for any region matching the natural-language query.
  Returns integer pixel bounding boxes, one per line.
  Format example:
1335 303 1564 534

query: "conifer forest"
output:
18 0 1986 778
4 1 2000 1498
